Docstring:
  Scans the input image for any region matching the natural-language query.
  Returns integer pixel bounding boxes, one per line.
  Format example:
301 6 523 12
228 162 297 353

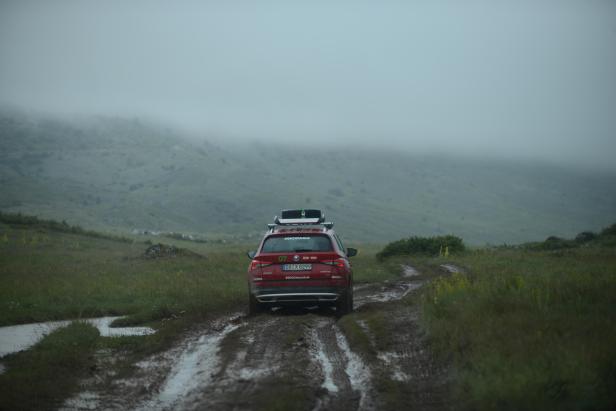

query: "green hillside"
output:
1 110 615 244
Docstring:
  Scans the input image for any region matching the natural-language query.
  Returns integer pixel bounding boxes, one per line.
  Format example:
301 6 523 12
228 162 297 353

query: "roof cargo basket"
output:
269 209 334 230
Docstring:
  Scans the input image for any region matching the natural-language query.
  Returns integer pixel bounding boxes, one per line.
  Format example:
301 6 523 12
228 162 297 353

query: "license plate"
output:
282 264 312 271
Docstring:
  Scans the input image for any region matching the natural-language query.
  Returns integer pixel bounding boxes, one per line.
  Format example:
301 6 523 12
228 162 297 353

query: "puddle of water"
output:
88 317 155 338
353 283 372 292
401 265 419 277
356 282 422 308
60 391 100 411
355 320 377 349
237 365 275 381
224 346 278 382
243 334 256 345
440 264 462 273
392 370 410 382
0 317 155 358
377 351 411 382
0 320 70 357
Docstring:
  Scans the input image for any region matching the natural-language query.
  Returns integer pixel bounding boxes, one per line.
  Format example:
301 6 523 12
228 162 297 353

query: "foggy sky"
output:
1 0 615 169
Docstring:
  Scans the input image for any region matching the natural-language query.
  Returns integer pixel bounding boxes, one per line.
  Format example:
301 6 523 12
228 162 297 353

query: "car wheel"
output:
249 293 263 315
336 289 353 317
349 290 354 313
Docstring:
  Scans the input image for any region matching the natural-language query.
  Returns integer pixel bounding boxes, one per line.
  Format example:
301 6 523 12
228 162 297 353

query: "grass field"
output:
0 220 399 410
0 221 394 328
3 216 616 410
420 247 616 411
0 223 246 327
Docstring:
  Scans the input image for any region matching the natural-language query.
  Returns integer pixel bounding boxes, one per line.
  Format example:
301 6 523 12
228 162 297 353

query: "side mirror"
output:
346 248 358 257
247 250 256 259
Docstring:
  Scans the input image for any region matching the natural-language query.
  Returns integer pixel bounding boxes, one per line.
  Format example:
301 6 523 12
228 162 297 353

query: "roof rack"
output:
267 209 334 231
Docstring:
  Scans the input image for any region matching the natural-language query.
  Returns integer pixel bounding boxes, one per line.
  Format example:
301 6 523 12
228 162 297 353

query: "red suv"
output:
247 209 357 316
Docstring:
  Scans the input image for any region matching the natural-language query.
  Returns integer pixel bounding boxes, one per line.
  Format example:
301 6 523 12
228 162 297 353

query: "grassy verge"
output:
0 223 249 326
348 244 402 284
0 222 255 408
0 226 394 328
0 221 398 409
421 247 616 410
0 322 99 411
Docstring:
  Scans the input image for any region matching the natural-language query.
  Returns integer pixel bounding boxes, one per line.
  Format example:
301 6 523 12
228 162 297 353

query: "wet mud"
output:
62 268 451 411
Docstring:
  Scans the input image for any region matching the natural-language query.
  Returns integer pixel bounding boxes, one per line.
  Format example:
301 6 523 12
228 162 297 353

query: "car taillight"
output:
249 260 272 270
322 258 346 268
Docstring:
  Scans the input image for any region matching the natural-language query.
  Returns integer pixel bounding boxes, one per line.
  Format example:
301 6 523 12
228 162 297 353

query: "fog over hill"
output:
1 0 615 170
1 111 615 244
1 1 615 243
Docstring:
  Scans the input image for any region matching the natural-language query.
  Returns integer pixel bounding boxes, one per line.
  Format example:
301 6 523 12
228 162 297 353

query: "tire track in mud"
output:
307 267 427 411
138 323 241 410
369 303 452 411
308 319 365 411
130 273 419 411
333 327 374 410
185 314 318 410
65 264 453 410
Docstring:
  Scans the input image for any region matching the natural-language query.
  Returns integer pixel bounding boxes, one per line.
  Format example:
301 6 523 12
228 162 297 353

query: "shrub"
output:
595 224 616 247
523 222 616 251
543 236 576 250
376 235 465 260
574 231 596 244
600 223 616 237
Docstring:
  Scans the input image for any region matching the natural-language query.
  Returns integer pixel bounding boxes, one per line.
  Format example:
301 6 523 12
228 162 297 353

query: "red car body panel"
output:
247 227 353 308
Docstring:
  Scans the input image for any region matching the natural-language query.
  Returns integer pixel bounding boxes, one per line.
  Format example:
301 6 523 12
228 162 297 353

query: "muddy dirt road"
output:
63 266 452 411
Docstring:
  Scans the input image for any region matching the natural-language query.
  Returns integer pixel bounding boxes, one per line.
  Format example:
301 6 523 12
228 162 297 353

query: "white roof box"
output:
274 209 326 225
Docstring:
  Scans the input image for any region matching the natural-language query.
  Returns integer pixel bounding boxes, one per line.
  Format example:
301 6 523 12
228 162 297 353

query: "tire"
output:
336 289 353 317
248 293 263 315
349 290 354 313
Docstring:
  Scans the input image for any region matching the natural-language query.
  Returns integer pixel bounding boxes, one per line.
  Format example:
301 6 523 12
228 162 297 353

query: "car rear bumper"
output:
256 292 339 303
251 285 347 304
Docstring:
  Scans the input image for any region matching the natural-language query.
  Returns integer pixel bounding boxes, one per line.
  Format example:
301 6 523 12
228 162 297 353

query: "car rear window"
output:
261 235 333 253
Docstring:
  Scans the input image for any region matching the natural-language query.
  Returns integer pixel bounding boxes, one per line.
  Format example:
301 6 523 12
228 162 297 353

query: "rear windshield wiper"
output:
293 249 314 252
